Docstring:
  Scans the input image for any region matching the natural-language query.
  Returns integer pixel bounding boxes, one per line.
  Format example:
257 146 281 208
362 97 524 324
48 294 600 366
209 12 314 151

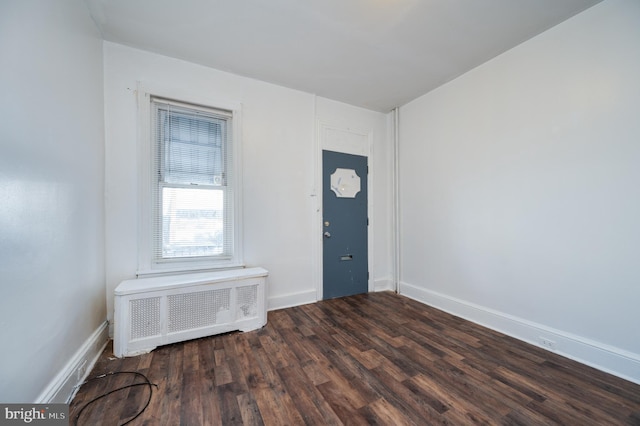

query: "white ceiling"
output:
85 0 601 112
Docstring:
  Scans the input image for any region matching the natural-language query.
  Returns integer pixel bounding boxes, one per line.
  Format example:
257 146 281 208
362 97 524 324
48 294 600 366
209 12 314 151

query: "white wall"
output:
103 43 391 326
399 0 640 382
0 0 106 402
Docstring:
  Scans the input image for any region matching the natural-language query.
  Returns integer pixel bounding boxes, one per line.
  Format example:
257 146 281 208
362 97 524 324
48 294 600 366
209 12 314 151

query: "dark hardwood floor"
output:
70 292 640 425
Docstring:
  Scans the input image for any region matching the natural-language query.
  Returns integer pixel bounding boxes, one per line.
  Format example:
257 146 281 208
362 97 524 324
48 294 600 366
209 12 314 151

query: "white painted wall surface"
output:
399 0 640 382
103 43 390 326
0 0 106 401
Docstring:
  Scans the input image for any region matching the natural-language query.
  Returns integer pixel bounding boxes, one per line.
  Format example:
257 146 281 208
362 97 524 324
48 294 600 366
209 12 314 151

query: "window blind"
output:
151 97 234 261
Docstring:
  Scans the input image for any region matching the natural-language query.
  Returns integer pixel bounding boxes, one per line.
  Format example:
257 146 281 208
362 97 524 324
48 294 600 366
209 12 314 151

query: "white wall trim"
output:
392 108 401 293
36 321 110 404
399 282 640 385
315 121 374 301
374 277 394 292
268 290 317 311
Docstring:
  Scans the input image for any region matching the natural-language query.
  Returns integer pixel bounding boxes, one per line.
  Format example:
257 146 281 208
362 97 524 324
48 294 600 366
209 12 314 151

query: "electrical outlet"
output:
539 337 557 350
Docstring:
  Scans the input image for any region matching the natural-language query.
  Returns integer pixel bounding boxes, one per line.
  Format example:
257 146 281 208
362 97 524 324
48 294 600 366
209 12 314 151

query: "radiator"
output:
114 267 268 357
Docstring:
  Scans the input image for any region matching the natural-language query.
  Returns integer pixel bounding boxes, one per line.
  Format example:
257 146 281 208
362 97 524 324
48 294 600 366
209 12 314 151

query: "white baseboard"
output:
267 279 395 311
399 282 640 385
268 290 317 311
374 277 394 292
36 321 110 404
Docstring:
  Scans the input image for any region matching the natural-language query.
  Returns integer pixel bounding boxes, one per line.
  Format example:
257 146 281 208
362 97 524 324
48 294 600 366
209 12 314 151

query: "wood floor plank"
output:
233 334 268 391
222 335 251 394
218 382 244 425
70 292 640 425
541 359 640 414
408 373 495 425
250 343 306 425
180 341 203 426
358 397 415 426
443 353 534 409
525 396 602 425
236 392 264 426
250 387 284 425
103 356 144 425
163 344 184 426
197 338 223 426
503 404 557 426
301 361 331 387
276 363 342 425
368 365 447 423
315 381 370 425
138 347 169 426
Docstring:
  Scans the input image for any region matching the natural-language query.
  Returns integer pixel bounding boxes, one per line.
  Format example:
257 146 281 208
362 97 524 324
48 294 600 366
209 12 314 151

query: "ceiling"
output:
85 0 602 112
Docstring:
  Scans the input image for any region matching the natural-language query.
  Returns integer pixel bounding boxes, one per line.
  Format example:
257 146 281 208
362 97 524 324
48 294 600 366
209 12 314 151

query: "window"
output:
139 93 242 273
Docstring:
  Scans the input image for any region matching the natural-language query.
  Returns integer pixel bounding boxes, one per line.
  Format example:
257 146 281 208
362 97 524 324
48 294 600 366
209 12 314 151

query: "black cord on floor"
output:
73 371 157 426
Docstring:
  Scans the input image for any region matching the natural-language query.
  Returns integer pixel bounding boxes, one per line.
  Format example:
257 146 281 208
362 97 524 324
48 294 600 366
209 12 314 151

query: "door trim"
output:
314 121 374 301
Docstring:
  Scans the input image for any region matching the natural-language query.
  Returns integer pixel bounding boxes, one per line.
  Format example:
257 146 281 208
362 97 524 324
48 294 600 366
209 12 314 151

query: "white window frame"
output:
137 83 243 275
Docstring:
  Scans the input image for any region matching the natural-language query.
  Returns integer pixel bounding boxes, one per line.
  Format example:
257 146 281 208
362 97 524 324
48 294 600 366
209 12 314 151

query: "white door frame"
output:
314 120 374 301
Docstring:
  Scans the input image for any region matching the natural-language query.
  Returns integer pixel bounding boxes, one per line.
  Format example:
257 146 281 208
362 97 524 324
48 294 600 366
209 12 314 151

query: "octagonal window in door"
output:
330 168 361 198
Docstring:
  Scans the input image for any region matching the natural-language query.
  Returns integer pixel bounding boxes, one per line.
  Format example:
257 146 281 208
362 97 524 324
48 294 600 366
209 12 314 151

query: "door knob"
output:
323 231 331 238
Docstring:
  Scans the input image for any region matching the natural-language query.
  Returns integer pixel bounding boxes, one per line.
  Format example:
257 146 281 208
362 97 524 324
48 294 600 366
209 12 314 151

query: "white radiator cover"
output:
114 267 268 357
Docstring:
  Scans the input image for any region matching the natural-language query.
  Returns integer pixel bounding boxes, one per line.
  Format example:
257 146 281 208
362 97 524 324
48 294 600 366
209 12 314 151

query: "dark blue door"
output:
323 150 368 299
